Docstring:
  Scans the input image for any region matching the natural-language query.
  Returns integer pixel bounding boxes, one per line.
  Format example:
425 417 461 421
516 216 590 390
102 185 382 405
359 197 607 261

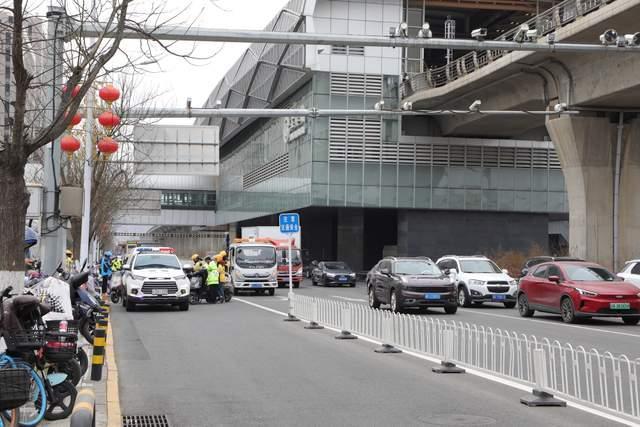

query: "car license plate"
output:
493 295 506 301
425 293 440 300
251 283 262 288
610 302 630 310
339 277 347 281
151 289 168 295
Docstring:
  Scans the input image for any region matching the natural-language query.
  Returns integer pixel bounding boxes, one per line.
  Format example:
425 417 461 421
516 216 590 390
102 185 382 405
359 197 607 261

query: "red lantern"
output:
98 85 120 104
62 84 81 98
98 111 121 130
65 111 83 128
97 137 118 156
60 134 81 157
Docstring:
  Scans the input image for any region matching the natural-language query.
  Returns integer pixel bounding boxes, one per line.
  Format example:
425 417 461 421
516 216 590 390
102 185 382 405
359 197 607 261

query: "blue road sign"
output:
279 213 300 234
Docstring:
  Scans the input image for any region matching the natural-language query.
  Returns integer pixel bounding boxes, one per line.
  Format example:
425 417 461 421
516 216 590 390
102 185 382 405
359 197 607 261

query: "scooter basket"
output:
0 367 31 411
3 329 45 352
43 331 78 363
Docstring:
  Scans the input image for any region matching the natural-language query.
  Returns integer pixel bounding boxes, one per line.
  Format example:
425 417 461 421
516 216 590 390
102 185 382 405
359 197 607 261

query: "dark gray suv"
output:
367 257 457 313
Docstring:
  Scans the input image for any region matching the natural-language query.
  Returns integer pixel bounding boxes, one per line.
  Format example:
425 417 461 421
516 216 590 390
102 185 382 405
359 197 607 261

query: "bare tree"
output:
0 0 201 276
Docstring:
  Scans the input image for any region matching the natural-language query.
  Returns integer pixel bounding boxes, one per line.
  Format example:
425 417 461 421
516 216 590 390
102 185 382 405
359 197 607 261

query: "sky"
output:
118 0 290 124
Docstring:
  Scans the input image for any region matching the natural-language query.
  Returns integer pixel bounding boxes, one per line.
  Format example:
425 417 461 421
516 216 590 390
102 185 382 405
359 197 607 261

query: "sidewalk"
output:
44 321 118 427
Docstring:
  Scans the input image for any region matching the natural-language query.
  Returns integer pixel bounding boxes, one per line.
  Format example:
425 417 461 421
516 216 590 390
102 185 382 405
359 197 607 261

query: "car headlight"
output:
576 288 598 297
349 273 356 278
509 280 517 286
268 272 277 281
131 274 145 282
468 279 485 286
326 273 336 278
234 271 244 281
295 268 303 275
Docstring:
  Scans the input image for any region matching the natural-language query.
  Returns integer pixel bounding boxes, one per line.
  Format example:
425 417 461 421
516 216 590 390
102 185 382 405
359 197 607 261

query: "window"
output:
547 265 563 280
631 263 640 275
394 260 441 276
161 191 216 210
379 261 391 271
532 265 549 278
459 259 501 274
564 265 615 282
437 259 455 272
133 254 181 270
325 262 350 270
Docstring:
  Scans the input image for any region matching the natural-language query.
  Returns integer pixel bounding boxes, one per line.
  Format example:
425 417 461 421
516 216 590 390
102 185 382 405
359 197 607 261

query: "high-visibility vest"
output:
206 262 219 285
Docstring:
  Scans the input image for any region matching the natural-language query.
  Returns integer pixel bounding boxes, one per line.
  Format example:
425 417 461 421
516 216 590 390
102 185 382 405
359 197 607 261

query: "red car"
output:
517 261 640 324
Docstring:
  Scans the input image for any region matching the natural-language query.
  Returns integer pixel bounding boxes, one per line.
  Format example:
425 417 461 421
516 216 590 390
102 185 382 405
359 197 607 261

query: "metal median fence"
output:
292 294 640 422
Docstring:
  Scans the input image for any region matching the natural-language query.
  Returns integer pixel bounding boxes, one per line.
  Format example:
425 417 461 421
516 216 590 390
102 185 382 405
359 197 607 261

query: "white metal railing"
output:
292 294 640 421
404 0 617 96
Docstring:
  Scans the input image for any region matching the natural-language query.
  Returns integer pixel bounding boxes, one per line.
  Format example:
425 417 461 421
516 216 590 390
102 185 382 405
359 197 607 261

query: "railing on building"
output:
293 295 640 422
403 0 616 97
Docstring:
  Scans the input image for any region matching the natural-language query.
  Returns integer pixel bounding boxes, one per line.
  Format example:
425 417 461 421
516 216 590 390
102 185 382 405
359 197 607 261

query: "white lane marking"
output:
331 295 367 303
459 308 640 339
277 297 289 301
234 297 637 427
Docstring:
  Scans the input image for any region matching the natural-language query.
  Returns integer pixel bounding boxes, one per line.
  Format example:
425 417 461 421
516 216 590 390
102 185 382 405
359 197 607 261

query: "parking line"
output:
459 308 640 338
234 297 638 427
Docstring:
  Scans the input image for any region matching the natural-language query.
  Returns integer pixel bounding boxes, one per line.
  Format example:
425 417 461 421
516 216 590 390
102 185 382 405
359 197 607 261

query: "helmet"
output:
65 250 73 256
191 254 200 262
214 254 222 263
105 251 112 257
219 250 227 258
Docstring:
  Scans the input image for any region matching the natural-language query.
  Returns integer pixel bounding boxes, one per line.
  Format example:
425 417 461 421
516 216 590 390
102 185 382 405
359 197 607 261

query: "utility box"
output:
59 186 83 217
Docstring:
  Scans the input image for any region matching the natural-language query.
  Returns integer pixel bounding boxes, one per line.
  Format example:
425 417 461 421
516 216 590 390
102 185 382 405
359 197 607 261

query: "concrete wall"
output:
397 209 549 260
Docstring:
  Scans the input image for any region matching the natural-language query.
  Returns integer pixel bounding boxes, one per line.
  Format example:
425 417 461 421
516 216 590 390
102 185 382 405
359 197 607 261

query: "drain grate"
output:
122 414 170 427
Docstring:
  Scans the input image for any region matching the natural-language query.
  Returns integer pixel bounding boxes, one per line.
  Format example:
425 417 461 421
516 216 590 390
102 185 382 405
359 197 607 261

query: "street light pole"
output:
79 87 95 267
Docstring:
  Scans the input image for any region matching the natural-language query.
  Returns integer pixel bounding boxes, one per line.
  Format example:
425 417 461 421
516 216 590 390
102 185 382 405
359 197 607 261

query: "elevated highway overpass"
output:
404 0 640 269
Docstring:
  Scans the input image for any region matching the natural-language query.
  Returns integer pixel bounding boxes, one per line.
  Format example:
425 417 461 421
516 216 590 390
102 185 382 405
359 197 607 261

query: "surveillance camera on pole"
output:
186 97 192 109
468 99 482 112
214 99 222 109
374 100 385 111
418 22 432 39
526 29 538 41
471 28 487 41
553 102 567 113
513 24 530 43
547 32 556 45
388 26 396 38
600 29 618 45
625 33 640 46
397 22 408 38
401 101 413 111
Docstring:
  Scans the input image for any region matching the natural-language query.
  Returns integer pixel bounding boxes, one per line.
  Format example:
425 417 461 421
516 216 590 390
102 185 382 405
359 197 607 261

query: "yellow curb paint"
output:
106 320 122 427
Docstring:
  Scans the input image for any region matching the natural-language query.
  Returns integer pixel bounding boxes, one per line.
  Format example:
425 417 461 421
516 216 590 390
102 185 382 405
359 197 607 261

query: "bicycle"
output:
0 353 46 427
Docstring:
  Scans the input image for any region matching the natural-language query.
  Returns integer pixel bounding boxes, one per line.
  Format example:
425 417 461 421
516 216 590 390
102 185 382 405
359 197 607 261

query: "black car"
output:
520 256 584 277
367 257 457 313
311 261 356 287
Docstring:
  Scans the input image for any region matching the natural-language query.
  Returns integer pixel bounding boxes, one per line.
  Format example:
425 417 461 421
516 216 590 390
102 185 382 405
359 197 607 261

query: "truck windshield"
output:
236 246 276 268
277 249 301 265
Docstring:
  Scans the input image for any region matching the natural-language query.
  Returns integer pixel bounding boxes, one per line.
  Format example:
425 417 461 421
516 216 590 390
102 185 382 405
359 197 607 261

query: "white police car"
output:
122 247 190 312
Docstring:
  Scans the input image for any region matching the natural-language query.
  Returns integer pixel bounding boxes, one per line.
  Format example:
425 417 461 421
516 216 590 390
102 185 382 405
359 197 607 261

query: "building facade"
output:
199 0 568 271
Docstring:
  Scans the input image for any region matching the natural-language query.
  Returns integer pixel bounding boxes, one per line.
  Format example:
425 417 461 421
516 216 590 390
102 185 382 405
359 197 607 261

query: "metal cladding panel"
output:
133 125 219 176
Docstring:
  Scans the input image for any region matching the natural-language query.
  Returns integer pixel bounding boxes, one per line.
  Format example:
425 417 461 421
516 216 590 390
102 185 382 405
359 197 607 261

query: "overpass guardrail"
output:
292 294 640 422
403 0 617 97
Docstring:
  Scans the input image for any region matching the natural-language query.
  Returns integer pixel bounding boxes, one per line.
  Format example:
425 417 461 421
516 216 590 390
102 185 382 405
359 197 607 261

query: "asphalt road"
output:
260 280 640 358
111 285 625 427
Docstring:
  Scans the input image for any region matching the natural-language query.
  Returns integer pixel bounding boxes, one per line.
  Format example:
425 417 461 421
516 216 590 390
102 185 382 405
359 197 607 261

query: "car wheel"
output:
518 293 534 317
503 301 516 309
122 293 126 307
622 317 640 325
179 303 189 311
368 286 380 309
444 304 457 314
233 288 239 296
560 297 577 323
349 282 356 288
457 286 471 307
390 289 402 313
311 278 317 286
268 289 275 296
126 300 136 312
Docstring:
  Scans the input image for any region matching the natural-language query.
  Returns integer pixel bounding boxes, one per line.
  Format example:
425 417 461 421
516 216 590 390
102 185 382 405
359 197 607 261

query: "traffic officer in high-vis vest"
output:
204 256 220 303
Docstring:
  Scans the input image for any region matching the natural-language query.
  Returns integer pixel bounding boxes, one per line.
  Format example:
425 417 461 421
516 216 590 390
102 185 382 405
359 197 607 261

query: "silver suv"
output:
436 255 517 308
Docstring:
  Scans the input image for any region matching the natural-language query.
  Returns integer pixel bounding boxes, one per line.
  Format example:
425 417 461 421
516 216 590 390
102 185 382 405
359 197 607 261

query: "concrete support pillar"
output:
619 119 640 267
337 209 364 272
546 115 640 270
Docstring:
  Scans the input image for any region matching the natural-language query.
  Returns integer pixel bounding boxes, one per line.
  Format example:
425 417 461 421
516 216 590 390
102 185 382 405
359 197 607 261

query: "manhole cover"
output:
419 414 497 426
122 414 171 427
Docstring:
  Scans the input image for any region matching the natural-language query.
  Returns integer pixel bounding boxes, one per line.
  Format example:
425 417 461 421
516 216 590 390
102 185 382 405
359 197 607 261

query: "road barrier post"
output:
283 291 300 322
375 314 401 353
97 317 108 345
432 328 465 373
90 327 106 381
520 348 566 407
305 298 324 330
70 387 96 427
335 306 357 339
